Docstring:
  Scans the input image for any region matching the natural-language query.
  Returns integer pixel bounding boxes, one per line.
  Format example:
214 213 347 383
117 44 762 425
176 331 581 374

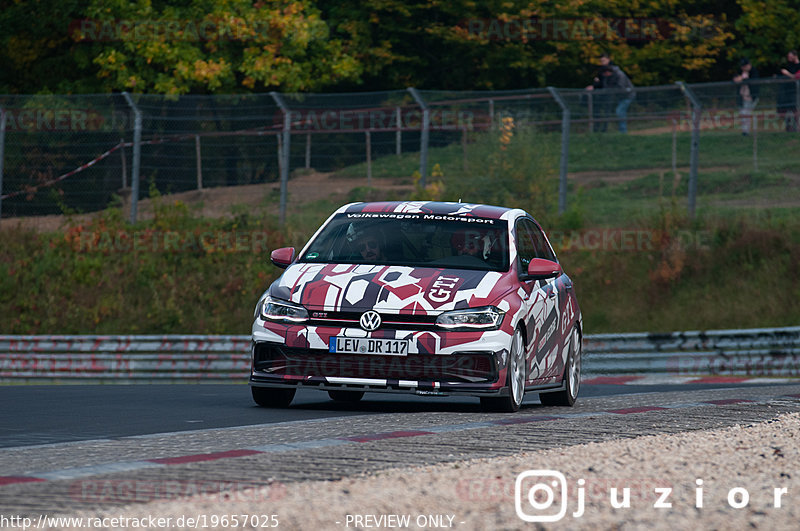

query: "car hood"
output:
269 263 515 313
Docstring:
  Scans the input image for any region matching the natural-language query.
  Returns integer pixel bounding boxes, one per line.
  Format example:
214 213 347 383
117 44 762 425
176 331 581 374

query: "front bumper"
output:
250 319 513 396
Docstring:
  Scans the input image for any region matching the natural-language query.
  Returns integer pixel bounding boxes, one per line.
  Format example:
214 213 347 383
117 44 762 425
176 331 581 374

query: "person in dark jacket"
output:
733 58 759 135
777 50 800 132
586 54 636 133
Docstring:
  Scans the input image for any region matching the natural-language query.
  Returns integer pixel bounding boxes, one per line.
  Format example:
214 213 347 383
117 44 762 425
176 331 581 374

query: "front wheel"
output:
252 386 296 408
540 326 581 407
481 329 526 412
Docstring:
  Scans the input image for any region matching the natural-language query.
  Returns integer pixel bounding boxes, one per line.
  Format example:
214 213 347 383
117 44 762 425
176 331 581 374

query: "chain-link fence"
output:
1 78 799 225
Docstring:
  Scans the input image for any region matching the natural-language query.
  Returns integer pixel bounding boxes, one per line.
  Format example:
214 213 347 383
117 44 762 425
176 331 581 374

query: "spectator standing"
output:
587 55 612 132
586 53 636 133
777 50 800 132
733 58 759 135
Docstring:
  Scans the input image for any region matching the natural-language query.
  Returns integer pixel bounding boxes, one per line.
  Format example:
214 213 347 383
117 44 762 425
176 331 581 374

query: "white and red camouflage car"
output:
250 201 582 412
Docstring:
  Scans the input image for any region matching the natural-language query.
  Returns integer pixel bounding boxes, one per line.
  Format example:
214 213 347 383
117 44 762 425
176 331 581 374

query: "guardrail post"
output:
677 82 701 218
270 92 291 225
122 92 141 224
407 87 429 187
0 107 6 225
548 87 570 215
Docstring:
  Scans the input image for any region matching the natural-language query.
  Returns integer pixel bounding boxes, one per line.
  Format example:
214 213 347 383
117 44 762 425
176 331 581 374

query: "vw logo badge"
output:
359 310 381 331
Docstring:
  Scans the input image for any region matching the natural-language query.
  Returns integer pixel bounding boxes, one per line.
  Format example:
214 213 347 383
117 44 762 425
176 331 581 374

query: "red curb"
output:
494 416 561 425
703 399 755 405
342 430 435 443
688 376 748 384
0 476 46 486
148 449 263 465
608 406 669 414
582 376 645 385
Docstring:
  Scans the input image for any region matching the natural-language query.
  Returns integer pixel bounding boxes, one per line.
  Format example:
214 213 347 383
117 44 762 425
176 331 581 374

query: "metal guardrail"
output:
584 327 800 378
1 327 798 383
0 335 251 383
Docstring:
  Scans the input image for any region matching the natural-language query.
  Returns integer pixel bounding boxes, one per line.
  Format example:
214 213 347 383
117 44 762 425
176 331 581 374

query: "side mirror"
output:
270 247 296 269
527 258 562 280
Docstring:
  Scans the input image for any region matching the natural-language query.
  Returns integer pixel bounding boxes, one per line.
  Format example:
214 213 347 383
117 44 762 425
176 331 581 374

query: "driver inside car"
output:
451 229 488 258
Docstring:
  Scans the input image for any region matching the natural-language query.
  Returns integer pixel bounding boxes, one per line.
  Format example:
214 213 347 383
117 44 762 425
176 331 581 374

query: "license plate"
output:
329 337 409 356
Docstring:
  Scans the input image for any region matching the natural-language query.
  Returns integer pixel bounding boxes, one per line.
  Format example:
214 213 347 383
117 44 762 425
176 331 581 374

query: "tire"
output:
328 390 365 402
481 329 526 413
540 326 581 407
251 386 296 408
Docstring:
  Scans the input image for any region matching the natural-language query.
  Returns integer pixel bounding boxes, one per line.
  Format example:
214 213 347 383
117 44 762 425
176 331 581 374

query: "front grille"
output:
254 344 496 383
307 311 438 330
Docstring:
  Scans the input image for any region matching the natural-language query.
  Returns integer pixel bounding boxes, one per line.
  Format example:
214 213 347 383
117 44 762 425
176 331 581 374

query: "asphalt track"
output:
0 382 786 448
2 382 800 518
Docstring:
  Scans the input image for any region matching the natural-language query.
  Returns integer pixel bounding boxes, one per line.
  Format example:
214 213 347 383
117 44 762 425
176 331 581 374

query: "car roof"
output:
337 201 525 221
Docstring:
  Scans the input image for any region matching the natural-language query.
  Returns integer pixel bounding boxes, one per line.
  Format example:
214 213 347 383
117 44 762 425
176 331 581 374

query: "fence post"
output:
270 92 291 225
671 118 678 182
677 82 701 218
195 135 203 190
395 107 402 157
489 99 495 129
548 87 570 215
407 87 429 187
366 131 372 186
796 79 800 132
752 113 758 172
462 127 468 171
587 92 594 133
120 138 127 189
122 92 141 224
0 107 5 225
305 133 311 169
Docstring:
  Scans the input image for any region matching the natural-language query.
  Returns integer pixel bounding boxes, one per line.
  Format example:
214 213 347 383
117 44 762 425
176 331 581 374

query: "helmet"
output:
451 229 486 258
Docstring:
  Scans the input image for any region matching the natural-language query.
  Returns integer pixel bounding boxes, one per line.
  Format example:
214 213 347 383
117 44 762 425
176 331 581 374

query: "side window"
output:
528 222 557 262
515 220 537 274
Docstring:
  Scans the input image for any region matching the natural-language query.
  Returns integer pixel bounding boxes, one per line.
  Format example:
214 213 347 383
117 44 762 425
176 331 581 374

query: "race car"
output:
250 201 582 412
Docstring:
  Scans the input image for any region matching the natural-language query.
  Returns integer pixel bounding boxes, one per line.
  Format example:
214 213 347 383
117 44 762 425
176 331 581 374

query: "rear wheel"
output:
328 390 365 402
251 386 296 408
540 326 581 407
481 329 526 412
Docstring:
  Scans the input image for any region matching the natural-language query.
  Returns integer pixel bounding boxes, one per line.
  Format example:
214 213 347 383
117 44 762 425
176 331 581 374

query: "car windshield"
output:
299 213 510 271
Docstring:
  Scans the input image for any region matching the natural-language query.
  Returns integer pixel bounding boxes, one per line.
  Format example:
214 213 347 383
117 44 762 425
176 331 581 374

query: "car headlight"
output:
435 306 504 330
259 295 309 323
